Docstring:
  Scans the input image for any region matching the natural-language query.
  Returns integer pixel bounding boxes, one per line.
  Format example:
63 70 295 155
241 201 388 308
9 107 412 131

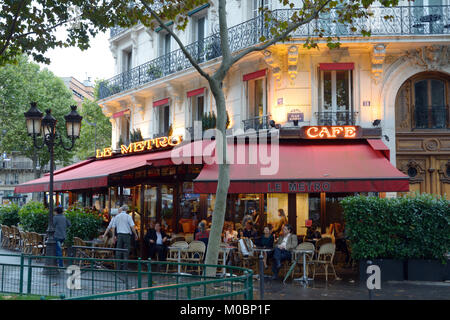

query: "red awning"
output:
319 63 354 70
243 69 267 81
14 141 205 193
187 87 205 98
112 109 130 118
153 98 169 107
193 140 409 194
367 139 390 160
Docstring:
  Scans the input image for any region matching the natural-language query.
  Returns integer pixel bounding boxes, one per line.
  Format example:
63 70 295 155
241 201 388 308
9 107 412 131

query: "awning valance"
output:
193 140 409 194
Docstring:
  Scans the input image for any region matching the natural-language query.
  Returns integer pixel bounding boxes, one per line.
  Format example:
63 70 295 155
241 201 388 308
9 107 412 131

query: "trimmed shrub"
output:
18 201 48 233
0 204 20 226
342 194 450 262
64 204 103 246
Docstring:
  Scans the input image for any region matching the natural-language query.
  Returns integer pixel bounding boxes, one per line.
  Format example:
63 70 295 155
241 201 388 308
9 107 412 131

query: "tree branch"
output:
231 1 332 65
0 0 28 56
140 0 211 81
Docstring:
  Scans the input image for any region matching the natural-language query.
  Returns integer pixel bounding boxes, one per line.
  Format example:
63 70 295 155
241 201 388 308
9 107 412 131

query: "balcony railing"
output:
315 111 358 126
100 5 450 100
242 115 272 131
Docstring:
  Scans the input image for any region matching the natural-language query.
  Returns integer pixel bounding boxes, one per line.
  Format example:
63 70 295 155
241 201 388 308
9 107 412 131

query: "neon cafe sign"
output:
302 126 360 139
96 135 183 158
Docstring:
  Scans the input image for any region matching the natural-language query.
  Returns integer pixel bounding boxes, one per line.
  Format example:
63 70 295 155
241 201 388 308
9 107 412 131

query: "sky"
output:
38 30 115 84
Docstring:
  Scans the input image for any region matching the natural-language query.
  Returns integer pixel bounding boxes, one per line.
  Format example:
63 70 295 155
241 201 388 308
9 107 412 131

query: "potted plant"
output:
18 201 49 234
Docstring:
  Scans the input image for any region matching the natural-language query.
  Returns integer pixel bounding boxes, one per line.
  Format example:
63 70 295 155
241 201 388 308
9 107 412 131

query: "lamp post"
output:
24 102 82 268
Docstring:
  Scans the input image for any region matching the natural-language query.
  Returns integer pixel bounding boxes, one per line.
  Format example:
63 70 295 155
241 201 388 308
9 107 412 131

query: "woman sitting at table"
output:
223 223 238 243
256 226 274 268
144 222 169 261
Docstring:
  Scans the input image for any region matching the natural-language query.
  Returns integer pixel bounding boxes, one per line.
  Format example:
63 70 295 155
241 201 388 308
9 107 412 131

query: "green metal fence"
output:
0 253 253 300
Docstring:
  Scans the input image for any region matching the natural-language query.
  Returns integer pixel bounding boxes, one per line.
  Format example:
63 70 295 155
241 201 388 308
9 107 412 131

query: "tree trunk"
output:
204 79 230 278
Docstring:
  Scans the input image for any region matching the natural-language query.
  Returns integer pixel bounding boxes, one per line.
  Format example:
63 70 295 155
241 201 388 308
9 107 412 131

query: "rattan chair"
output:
312 243 338 281
1 225 10 248
166 241 189 272
237 238 258 272
31 232 45 256
9 226 21 250
184 240 206 274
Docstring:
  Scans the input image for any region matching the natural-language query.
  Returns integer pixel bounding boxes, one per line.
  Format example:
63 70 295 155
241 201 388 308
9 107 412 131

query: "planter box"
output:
359 259 406 282
407 259 450 282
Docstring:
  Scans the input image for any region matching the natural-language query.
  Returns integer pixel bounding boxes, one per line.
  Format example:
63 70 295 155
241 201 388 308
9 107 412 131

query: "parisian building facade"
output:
97 0 450 199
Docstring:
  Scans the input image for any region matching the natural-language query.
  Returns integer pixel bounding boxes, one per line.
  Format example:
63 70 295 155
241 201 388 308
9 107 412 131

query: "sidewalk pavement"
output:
253 266 450 300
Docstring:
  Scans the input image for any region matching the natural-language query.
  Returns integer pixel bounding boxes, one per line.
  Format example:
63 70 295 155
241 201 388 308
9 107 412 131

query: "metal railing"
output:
100 5 450 100
242 115 272 131
315 111 358 126
0 253 253 300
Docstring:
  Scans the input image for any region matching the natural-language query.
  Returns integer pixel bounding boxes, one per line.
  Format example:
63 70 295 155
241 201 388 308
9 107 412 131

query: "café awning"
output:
14 140 206 193
193 140 409 194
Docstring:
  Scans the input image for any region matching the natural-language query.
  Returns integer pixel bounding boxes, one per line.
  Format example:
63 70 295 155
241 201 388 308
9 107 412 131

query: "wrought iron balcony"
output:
315 111 358 126
100 5 450 100
110 26 129 38
242 115 272 131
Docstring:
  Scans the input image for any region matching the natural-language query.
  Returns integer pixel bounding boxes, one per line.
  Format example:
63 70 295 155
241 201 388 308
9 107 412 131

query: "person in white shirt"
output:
224 224 238 243
111 205 138 270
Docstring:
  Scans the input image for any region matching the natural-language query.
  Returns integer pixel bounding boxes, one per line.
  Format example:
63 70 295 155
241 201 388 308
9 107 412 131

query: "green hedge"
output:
64 204 103 246
0 204 20 226
342 194 450 262
18 201 48 234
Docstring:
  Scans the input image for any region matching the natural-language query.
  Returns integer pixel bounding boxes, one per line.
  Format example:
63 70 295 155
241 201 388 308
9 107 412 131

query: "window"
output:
318 68 354 125
413 78 447 129
119 116 130 145
123 50 132 72
158 104 170 136
252 0 271 18
191 95 204 126
412 0 444 34
160 32 172 73
244 74 268 130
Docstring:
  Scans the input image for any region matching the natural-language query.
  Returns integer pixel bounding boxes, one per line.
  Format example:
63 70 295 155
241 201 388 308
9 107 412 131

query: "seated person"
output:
237 228 245 239
223 224 238 243
195 221 210 247
305 225 322 241
271 224 298 280
256 226 274 269
243 221 258 240
144 222 169 261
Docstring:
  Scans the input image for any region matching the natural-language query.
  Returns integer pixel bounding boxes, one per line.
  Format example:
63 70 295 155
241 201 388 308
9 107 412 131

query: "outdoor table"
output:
218 245 237 276
252 247 273 278
167 245 190 275
288 248 314 287
72 245 128 269
420 14 442 33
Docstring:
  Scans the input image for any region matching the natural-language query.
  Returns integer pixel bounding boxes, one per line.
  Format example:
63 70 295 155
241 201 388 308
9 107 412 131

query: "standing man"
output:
53 206 71 268
111 205 138 270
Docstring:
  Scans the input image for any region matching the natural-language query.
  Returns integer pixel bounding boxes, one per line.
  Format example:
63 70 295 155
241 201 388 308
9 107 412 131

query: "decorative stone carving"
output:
400 159 426 182
167 83 184 111
287 45 299 82
263 50 281 83
371 43 387 83
405 45 450 71
327 47 349 62
423 138 440 152
130 95 145 119
438 161 450 183
109 43 118 63
395 80 411 130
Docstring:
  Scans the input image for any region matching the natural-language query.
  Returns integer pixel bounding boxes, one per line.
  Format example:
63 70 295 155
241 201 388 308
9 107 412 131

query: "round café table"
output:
291 248 314 287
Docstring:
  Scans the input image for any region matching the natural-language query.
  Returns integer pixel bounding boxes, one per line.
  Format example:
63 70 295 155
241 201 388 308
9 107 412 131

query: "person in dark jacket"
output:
144 222 169 261
53 207 71 268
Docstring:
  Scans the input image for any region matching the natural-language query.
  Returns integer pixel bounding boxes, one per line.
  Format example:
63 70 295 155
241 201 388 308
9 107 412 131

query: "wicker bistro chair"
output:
184 240 206 274
291 242 315 279
30 232 46 256
1 225 10 248
8 226 21 250
237 238 258 273
73 237 91 265
22 232 34 254
312 243 339 281
166 241 189 272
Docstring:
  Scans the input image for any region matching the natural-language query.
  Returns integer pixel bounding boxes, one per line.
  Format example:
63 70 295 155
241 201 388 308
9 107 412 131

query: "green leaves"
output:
342 194 450 262
64 204 103 246
18 201 48 234
0 203 20 226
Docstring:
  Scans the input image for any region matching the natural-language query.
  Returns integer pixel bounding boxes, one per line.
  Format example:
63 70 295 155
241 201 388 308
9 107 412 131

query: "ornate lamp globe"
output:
64 105 83 139
24 102 43 136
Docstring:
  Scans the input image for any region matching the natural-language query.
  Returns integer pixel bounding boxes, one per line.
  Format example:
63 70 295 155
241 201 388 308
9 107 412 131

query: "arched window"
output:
413 78 447 128
396 72 449 130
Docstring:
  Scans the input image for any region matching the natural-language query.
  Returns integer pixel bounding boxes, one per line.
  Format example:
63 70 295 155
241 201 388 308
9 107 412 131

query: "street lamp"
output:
24 102 82 268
